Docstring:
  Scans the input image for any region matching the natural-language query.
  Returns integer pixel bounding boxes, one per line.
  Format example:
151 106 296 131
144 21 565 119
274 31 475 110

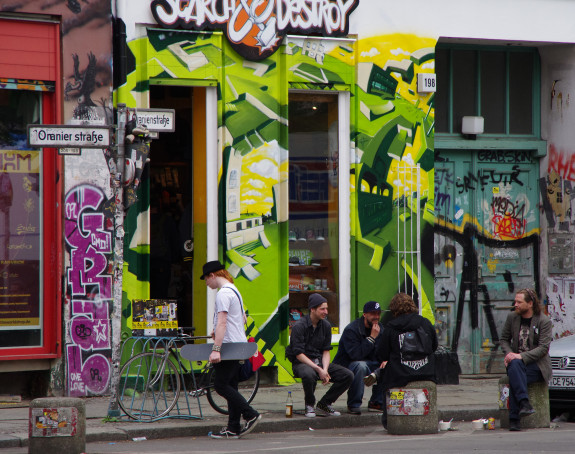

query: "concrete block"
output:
387 380 438 435
498 376 550 429
28 397 85 454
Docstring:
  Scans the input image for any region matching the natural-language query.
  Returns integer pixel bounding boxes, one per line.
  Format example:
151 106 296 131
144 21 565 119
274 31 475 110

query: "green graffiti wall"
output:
116 30 437 383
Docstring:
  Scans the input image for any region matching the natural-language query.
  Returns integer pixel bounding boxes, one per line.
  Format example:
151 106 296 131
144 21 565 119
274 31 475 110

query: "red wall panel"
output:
0 19 58 80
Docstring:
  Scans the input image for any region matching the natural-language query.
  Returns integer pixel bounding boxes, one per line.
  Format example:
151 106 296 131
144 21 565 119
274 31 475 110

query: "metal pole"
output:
107 103 126 417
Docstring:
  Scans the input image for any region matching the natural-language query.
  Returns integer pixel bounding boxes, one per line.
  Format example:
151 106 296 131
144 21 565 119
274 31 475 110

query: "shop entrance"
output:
148 85 207 333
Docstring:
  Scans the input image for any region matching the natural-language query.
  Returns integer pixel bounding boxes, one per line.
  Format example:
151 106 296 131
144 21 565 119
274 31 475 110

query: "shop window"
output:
435 45 539 137
288 93 341 330
0 88 58 353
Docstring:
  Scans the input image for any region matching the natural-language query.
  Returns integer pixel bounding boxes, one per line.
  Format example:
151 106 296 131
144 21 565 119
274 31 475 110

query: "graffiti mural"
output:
434 150 540 374
64 185 112 396
115 26 438 382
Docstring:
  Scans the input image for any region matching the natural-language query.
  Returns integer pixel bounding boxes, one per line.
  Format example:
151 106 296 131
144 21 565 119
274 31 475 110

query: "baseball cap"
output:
363 301 381 313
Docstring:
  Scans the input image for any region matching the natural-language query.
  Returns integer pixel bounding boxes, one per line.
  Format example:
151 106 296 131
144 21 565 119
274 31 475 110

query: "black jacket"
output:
376 312 438 389
333 316 384 368
286 315 332 365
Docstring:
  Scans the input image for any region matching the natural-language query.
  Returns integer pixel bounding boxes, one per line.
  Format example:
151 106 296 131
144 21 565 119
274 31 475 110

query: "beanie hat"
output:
308 293 327 310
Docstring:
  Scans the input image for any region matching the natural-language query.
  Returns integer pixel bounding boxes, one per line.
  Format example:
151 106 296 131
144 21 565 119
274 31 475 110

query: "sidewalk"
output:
0 376 503 449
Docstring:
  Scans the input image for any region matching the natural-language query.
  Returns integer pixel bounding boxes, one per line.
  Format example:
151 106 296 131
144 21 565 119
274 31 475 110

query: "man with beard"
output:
500 288 552 431
333 301 385 415
286 293 353 417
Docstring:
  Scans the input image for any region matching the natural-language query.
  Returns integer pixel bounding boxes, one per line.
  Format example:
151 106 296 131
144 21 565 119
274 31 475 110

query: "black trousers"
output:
292 362 353 407
213 360 258 433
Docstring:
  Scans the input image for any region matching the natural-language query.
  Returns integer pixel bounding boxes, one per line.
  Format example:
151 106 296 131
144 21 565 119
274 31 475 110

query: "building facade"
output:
2 0 575 395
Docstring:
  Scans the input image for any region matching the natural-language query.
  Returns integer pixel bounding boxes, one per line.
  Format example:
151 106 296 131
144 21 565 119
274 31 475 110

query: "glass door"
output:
288 92 349 333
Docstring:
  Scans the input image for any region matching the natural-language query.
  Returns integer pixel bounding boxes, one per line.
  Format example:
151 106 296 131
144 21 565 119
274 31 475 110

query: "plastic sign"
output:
151 0 360 61
133 108 176 132
28 125 111 148
417 73 436 93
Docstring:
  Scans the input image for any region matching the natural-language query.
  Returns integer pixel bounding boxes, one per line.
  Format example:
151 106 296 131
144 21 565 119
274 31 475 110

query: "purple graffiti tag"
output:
70 316 109 350
67 345 110 396
65 185 113 397
65 185 112 299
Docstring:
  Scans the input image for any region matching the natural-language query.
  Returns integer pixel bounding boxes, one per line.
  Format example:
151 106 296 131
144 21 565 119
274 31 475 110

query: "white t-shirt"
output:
213 283 247 343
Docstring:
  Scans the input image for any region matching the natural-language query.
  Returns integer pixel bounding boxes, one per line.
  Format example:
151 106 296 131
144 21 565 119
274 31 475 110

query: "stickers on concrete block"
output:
387 388 430 416
30 407 78 437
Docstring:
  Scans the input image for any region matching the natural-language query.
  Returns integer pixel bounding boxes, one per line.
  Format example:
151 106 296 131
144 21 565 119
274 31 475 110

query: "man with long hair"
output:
500 288 552 431
370 292 438 429
201 260 261 439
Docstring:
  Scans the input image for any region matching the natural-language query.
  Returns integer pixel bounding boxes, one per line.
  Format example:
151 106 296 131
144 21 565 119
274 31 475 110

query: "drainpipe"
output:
107 103 126 418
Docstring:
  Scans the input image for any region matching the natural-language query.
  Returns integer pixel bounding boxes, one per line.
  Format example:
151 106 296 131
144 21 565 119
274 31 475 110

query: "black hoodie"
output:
376 312 438 389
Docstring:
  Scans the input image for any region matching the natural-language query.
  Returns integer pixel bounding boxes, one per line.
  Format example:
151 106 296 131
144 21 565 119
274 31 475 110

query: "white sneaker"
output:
305 405 316 417
316 401 341 416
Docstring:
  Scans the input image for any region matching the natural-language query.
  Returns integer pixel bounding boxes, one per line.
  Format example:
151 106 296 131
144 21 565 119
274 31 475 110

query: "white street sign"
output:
133 108 175 132
28 125 111 148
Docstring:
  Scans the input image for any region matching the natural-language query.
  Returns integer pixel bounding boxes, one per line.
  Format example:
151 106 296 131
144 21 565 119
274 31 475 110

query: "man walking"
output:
500 288 552 431
333 301 385 414
286 293 353 417
201 260 261 439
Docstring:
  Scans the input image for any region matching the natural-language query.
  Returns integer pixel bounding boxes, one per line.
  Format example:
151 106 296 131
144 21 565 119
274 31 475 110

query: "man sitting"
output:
333 301 385 415
367 293 438 428
286 294 353 417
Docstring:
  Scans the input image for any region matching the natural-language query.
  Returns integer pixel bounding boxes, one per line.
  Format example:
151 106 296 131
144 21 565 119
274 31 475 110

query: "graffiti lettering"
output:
65 186 112 298
65 185 112 397
477 150 532 164
455 166 523 194
548 143 575 182
491 196 526 239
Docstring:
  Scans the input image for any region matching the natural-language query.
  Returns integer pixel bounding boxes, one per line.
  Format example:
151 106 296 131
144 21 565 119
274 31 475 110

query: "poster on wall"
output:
132 299 178 336
0 149 41 330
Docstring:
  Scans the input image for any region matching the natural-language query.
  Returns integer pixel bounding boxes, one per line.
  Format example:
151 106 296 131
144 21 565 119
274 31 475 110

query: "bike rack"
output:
118 336 204 421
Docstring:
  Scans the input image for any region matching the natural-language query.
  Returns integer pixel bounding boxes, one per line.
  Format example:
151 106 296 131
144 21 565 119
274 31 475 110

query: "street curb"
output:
0 407 501 449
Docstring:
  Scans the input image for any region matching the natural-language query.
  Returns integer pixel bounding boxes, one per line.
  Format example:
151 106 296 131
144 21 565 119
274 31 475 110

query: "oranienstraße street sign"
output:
28 125 111 148
133 108 175 132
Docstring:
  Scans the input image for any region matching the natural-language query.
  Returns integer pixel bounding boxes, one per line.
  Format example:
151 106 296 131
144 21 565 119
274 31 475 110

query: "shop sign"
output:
151 0 360 61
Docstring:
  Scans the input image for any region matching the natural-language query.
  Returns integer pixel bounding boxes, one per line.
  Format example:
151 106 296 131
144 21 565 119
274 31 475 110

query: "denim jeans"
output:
506 359 543 421
346 360 383 408
292 362 354 407
213 360 259 433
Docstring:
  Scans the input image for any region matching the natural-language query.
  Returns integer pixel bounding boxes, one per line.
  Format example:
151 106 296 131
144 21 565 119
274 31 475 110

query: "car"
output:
549 334 575 413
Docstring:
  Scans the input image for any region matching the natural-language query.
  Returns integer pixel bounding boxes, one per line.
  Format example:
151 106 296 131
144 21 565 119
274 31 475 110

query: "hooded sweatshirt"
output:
376 312 438 389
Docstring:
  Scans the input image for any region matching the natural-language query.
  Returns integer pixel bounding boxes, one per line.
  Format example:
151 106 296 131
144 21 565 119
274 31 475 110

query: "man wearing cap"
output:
201 260 261 439
333 301 385 415
286 293 353 417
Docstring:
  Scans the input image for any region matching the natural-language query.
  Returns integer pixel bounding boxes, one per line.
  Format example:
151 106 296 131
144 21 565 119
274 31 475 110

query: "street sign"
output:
28 125 111 148
133 108 175 132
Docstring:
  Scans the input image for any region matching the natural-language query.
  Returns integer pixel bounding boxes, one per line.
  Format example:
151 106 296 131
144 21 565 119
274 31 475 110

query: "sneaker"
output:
240 414 261 437
305 404 316 418
209 427 239 439
509 419 521 431
519 400 535 417
368 402 383 412
347 406 361 415
363 372 377 387
316 401 341 416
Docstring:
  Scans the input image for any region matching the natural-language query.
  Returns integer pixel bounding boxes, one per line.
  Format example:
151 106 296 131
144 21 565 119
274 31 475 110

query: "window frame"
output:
435 44 541 140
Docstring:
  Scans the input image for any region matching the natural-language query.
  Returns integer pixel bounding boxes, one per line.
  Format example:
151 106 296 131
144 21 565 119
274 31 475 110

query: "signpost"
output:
132 108 175 132
27 125 111 148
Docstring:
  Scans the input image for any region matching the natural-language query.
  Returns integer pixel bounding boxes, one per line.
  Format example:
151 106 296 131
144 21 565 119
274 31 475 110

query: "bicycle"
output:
116 328 260 421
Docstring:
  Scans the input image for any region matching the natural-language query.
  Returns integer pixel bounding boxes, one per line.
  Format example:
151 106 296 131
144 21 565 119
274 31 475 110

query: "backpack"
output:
399 325 433 361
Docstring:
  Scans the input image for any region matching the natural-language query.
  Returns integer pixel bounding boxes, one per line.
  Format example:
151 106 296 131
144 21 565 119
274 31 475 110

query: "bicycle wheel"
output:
117 352 180 421
206 365 260 415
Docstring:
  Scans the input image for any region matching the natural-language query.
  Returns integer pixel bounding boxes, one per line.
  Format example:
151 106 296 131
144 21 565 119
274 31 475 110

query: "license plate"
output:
549 376 575 388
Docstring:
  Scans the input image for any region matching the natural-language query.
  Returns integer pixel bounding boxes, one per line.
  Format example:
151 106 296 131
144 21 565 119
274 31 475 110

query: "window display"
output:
288 93 340 330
